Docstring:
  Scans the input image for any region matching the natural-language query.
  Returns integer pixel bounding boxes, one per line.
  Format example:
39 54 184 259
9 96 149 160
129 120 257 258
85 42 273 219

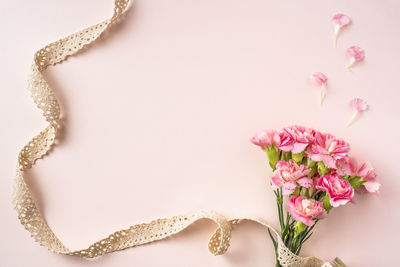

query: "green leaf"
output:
323 194 332 212
349 176 365 189
267 228 277 250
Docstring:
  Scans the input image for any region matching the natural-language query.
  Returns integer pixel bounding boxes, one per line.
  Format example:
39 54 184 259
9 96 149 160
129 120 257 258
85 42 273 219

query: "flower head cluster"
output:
252 126 380 227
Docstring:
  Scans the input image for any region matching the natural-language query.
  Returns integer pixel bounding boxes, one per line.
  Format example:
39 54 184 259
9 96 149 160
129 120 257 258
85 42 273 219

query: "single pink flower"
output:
251 130 280 150
307 132 350 169
346 98 368 127
316 174 354 207
310 72 328 105
346 46 365 71
287 195 326 226
271 160 312 195
277 130 295 152
358 162 380 193
336 158 357 176
279 126 315 154
332 14 351 47
336 158 380 193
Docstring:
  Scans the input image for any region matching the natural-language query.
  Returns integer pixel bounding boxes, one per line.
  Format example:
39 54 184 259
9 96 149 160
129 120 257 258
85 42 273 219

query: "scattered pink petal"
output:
346 98 368 127
310 72 328 105
332 14 351 47
346 46 365 71
350 98 368 111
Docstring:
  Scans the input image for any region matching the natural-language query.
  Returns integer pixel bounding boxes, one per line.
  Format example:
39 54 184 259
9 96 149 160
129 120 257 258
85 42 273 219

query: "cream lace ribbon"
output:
12 1 329 266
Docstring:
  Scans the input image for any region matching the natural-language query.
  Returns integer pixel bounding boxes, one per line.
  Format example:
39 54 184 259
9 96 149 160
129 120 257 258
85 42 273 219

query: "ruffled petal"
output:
282 182 297 195
297 177 313 188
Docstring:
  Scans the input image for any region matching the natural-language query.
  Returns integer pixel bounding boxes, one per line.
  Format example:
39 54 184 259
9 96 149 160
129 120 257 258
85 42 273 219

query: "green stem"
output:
268 228 277 250
273 188 285 267
276 188 285 233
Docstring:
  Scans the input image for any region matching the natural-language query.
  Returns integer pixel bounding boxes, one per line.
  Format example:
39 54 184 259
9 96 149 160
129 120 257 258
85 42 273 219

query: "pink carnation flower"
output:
278 126 316 154
251 130 280 150
346 98 368 127
332 14 351 47
310 72 328 86
271 160 312 195
310 72 328 105
316 175 354 207
346 46 365 71
336 158 380 193
287 195 326 226
308 132 350 168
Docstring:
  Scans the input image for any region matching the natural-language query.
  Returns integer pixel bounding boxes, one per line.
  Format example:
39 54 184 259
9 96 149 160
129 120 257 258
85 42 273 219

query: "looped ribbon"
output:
12 1 344 266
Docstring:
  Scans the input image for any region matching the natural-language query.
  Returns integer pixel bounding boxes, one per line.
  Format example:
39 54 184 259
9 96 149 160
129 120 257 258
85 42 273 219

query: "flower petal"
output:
282 182 297 195
297 177 313 188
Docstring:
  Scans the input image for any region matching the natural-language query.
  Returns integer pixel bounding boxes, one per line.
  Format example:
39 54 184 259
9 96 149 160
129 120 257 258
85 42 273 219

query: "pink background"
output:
1 0 399 266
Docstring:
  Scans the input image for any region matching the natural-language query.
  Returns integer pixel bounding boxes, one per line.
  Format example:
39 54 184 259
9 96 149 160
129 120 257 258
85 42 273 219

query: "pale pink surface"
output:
0 1 400 267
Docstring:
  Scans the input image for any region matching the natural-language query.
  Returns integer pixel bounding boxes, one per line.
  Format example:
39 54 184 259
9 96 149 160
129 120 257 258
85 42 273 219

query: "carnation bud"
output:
323 194 333 212
308 163 317 178
266 146 280 169
292 187 301 196
308 159 317 168
300 187 310 198
294 221 306 237
318 161 330 175
281 152 291 162
292 151 304 164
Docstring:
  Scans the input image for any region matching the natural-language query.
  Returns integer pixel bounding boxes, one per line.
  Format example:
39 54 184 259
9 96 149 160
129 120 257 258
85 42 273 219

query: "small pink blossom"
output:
310 72 328 86
316 174 354 207
287 195 326 226
346 98 368 127
271 160 312 195
332 14 351 27
332 14 351 47
336 158 380 193
336 158 357 176
278 130 295 152
350 98 368 111
308 132 350 169
346 46 365 71
251 130 280 149
310 72 328 105
278 126 315 154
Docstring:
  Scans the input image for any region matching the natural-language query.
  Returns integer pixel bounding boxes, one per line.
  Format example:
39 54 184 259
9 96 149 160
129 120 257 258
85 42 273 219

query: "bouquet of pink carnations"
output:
251 126 380 267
